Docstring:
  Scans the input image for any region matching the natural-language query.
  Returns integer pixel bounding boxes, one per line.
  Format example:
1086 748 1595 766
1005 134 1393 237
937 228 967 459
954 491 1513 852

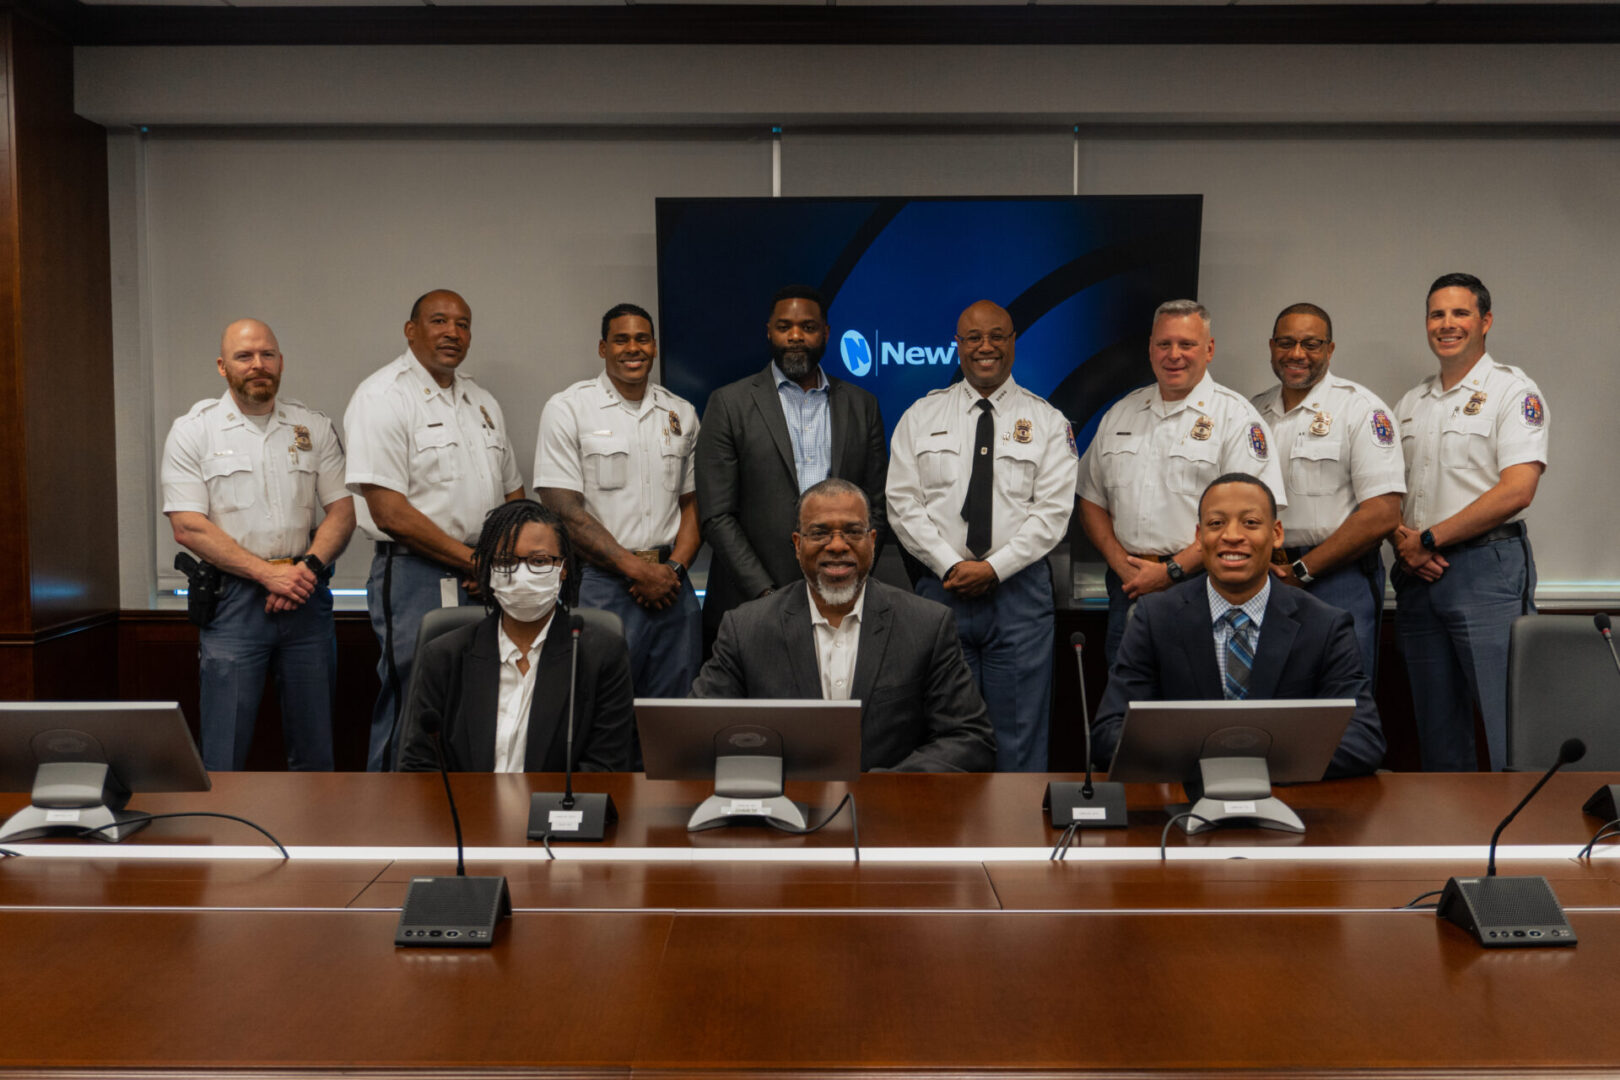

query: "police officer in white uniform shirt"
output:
535 303 703 704
1390 273 1549 772
1077 299 1286 665
887 300 1078 772
1251 302 1404 685
343 289 525 771
162 318 355 771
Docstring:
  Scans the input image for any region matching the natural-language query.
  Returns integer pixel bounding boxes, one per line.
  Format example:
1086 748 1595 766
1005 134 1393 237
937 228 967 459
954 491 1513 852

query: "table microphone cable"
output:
1159 812 1217 860
0 847 19 858
1050 822 1079 861
1576 816 1620 861
764 792 860 863
78 812 290 858
1402 890 1444 910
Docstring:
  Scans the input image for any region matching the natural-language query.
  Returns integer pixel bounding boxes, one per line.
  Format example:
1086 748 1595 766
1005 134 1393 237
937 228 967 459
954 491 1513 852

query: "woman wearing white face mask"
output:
397 499 634 773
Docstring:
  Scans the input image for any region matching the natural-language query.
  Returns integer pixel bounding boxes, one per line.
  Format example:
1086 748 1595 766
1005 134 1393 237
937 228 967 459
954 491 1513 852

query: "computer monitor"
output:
1109 699 1355 834
0 702 210 843
635 698 862 831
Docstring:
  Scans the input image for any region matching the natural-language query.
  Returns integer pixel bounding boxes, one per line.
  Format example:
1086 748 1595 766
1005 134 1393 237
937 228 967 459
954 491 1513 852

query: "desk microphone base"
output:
1582 784 1620 823
396 875 511 948
1437 875 1577 948
528 791 617 842
1044 781 1128 829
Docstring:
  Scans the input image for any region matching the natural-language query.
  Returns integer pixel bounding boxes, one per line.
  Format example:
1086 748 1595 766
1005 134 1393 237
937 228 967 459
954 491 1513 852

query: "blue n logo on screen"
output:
840 329 958 379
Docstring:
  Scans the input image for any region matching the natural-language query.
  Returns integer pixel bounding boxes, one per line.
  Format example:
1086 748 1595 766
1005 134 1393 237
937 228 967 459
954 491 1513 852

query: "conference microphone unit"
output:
529 612 618 843
396 724 511 948
1436 737 1584 949
1580 613 1620 821
1044 631 1128 829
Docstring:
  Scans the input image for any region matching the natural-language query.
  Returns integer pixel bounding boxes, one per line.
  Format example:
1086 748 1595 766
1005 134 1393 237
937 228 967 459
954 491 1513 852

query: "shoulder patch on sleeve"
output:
1520 392 1545 428
1370 409 1396 446
1247 422 1269 461
1065 422 1079 459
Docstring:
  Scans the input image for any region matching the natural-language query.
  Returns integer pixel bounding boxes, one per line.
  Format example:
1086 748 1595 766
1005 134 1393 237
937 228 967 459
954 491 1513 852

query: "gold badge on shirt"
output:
1190 415 1214 441
668 409 682 437
292 425 313 452
1464 391 1487 416
479 404 496 429
1013 418 1033 444
1309 411 1332 437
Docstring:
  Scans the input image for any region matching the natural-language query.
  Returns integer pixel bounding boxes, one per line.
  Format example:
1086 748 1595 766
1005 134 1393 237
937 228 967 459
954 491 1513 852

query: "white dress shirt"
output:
343 351 524 544
492 618 546 773
1252 373 1406 547
1394 353 1550 530
807 581 866 700
1077 371 1286 556
161 391 348 559
886 376 1078 581
533 373 699 552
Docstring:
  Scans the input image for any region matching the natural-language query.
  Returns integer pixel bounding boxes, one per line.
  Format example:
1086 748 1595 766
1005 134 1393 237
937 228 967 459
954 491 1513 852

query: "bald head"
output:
216 318 283 413
955 300 1016 397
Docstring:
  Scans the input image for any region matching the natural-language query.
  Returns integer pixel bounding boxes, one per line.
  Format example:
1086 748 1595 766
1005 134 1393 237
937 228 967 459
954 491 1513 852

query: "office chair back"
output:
1506 614 1620 770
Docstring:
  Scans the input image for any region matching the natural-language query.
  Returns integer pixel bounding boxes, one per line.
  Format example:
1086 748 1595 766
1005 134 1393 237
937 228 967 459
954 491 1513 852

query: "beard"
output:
812 569 863 608
231 372 279 403
773 341 826 382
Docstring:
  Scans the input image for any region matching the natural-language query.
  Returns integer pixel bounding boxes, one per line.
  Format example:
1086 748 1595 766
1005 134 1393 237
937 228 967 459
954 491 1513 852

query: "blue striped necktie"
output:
1223 609 1254 701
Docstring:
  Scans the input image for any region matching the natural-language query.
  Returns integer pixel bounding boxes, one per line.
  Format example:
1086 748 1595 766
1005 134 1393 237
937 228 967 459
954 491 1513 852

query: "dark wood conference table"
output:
4 771 1620 1076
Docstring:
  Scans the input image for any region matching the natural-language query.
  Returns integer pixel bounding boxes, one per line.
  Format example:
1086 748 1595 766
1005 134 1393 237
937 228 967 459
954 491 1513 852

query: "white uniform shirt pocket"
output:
999 438 1042 503
289 457 320 511
1288 435 1345 497
412 424 460 485
1166 438 1219 496
659 435 688 493
915 431 962 494
582 432 631 491
1440 414 1494 470
201 453 256 513
1098 436 1142 505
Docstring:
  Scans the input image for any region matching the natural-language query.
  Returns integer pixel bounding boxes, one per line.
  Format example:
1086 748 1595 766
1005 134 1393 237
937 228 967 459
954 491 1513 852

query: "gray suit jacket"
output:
694 362 888 636
689 578 996 772
1093 579 1385 779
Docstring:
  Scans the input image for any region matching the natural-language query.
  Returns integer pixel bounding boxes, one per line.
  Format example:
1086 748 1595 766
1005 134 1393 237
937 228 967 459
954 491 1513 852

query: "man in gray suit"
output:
691 478 996 773
694 285 888 650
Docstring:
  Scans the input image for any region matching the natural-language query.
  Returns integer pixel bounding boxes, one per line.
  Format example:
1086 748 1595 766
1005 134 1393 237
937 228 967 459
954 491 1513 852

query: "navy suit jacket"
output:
397 612 634 773
1093 579 1385 779
689 578 996 772
694 363 887 636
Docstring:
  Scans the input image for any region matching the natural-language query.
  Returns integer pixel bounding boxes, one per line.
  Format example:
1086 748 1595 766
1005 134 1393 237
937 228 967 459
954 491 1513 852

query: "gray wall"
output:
83 44 1620 607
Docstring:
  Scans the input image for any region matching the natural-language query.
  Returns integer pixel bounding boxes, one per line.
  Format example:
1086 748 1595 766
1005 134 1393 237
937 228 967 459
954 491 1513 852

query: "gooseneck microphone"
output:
1436 738 1584 948
394 710 512 947
1581 614 1620 822
1042 631 1128 830
563 613 583 810
1595 614 1620 679
528 609 618 843
1487 737 1585 877
1072 632 1096 798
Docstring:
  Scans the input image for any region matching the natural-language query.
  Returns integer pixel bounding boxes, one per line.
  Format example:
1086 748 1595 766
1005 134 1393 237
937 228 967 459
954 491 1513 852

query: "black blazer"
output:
397 611 634 773
689 578 996 772
694 362 888 635
1093 580 1386 779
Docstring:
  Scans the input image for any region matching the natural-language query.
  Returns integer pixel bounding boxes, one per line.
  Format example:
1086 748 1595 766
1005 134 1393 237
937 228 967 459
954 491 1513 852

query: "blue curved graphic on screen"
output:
840 330 873 377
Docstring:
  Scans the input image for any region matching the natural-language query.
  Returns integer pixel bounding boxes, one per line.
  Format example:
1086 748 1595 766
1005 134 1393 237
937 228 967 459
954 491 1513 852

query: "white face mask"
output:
491 565 562 624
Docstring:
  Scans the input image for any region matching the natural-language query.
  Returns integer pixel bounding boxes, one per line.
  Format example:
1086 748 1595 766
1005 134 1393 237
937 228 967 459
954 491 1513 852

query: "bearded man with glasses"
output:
397 499 634 773
691 478 996 773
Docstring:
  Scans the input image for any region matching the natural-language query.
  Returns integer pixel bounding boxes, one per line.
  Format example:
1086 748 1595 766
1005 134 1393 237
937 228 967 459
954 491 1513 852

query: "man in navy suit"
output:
1093 472 1385 779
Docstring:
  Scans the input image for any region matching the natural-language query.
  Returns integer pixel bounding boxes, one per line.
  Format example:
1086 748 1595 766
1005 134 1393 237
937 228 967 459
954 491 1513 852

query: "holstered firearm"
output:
173 552 225 628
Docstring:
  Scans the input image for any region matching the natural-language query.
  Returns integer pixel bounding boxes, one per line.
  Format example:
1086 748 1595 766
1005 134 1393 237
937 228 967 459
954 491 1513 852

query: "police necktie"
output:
1223 608 1254 701
962 399 994 559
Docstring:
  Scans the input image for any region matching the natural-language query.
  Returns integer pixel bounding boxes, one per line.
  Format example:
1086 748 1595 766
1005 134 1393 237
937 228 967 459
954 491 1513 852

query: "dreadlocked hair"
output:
471 499 578 613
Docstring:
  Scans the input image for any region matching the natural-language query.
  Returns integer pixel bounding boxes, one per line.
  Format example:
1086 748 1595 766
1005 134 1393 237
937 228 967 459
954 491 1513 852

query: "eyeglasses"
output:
799 525 873 545
1270 337 1329 354
490 555 565 576
957 331 1012 348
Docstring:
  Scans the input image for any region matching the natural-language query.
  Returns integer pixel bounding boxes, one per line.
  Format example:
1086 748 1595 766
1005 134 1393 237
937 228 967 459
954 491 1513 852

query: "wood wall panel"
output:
0 12 32 634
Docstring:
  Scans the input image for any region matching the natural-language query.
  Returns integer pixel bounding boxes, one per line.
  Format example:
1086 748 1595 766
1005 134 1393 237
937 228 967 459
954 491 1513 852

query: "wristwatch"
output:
1420 529 1438 552
301 553 326 574
1291 558 1315 585
1164 558 1186 584
666 559 686 580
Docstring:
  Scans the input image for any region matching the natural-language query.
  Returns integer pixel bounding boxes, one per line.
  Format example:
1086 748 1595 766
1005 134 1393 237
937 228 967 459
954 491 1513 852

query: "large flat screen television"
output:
655 195 1203 452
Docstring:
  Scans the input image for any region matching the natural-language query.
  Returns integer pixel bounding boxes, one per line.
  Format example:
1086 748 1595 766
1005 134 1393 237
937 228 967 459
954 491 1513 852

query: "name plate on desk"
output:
1071 807 1108 821
722 799 767 816
1223 801 1258 814
548 810 583 832
45 810 82 823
